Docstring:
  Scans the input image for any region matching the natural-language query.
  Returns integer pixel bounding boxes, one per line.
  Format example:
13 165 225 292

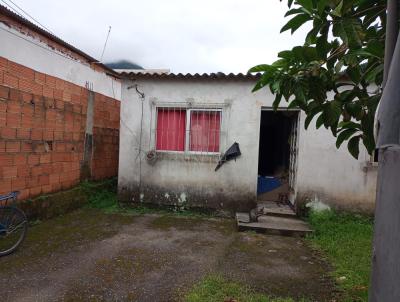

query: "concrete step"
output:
257 201 296 218
236 212 313 237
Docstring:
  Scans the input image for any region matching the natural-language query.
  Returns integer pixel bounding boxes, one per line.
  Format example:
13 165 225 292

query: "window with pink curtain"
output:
189 110 221 152
156 108 186 151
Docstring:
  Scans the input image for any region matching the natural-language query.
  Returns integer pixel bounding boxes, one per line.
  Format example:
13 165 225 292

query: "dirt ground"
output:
0 209 337 302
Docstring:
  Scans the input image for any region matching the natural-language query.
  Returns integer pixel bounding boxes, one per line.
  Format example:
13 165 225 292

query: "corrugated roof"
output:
0 4 119 77
120 71 261 80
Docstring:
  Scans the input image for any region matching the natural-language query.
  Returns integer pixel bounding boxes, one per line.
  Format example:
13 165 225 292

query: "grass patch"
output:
184 274 301 302
306 210 373 302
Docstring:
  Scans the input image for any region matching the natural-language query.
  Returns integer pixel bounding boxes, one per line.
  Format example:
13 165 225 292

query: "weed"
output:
307 210 373 302
82 179 216 218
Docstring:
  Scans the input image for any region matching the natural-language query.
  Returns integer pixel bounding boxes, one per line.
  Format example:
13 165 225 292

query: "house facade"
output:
118 73 378 214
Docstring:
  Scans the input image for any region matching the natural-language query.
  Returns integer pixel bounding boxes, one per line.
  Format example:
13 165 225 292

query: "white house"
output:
117 72 377 214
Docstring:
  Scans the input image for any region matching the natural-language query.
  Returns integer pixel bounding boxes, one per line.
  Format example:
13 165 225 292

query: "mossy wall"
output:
17 179 116 220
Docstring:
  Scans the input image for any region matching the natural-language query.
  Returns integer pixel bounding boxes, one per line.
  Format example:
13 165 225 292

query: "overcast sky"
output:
7 0 309 73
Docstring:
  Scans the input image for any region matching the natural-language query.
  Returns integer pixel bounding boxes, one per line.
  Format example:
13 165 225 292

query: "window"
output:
156 108 186 151
155 107 221 153
189 110 221 152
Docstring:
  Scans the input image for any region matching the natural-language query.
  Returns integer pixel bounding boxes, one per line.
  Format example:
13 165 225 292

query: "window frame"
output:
186 108 222 155
154 106 223 155
154 107 187 153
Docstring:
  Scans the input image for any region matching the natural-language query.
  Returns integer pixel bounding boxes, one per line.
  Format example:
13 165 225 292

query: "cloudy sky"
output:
6 0 309 73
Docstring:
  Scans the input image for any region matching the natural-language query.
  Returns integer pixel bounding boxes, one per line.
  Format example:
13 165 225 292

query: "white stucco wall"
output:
0 22 121 100
296 114 377 212
118 78 377 213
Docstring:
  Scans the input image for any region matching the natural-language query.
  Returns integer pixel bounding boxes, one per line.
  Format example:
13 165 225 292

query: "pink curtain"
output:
156 109 186 151
190 111 221 152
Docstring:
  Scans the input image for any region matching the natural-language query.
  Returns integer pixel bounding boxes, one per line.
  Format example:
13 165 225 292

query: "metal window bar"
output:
188 109 221 155
156 107 186 153
155 107 222 156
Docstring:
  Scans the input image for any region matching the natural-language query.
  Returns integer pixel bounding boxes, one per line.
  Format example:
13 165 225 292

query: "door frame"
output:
258 107 301 204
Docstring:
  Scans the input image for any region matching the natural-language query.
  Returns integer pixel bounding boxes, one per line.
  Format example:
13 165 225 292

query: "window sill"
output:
154 151 221 163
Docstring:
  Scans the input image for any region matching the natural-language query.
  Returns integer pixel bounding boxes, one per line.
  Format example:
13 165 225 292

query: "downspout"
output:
136 85 145 196
127 83 145 197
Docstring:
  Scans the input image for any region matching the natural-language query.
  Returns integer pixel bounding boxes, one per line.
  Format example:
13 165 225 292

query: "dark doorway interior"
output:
258 111 294 178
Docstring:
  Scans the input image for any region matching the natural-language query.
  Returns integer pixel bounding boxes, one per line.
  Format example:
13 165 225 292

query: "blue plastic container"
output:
257 176 281 195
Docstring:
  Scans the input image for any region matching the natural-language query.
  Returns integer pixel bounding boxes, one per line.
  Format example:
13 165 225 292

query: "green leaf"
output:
272 94 283 110
331 0 343 17
284 8 304 17
305 26 320 45
252 81 264 92
281 14 311 34
332 22 347 44
317 0 328 15
346 66 361 84
364 64 384 83
316 113 325 129
324 100 342 126
249 64 272 73
347 135 360 159
288 99 300 109
366 40 384 58
336 128 358 148
338 121 361 129
251 71 275 92
362 134 375 154
343 19 364 48
304 114 315 129
271 59 287 68
278 50 293 60
296 0 313 12
316 30 330 59
345 102 362 117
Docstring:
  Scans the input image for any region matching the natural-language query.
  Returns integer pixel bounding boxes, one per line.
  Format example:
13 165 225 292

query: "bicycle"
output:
0 191 28 257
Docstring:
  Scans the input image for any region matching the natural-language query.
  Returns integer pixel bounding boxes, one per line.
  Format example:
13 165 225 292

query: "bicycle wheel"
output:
0 206 28 257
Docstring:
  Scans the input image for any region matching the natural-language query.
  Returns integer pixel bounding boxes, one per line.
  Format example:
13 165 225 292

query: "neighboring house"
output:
118 72 377 213
0 5 121 200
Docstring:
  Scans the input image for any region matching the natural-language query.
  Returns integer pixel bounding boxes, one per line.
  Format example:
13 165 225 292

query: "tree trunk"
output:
369 1 400 301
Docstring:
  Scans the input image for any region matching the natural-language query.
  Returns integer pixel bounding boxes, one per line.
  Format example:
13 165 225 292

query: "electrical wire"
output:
0 26 78 62
1 0 55 35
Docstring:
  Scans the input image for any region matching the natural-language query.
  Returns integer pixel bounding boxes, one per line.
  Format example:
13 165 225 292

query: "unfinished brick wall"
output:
92 94 120 180
0 57 120 199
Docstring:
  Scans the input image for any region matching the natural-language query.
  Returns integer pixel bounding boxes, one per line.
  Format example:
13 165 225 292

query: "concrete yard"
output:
0 209 337 302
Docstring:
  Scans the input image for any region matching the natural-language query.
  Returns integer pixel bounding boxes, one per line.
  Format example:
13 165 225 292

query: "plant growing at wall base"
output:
250 0 387 158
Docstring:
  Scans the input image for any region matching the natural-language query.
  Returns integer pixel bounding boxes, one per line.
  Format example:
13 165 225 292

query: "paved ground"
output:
0 209 337 302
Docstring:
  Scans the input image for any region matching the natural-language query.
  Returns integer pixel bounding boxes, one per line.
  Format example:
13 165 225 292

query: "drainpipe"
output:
127 83 145 198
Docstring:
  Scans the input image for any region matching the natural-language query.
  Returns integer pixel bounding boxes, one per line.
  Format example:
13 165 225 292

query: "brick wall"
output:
0 56 120 199
92 93 120 180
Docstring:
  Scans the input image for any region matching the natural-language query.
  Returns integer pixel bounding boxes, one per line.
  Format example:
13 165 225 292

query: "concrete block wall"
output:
0 56 120 200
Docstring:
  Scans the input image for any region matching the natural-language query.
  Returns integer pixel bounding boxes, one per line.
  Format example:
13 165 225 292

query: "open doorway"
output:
257 110 299 203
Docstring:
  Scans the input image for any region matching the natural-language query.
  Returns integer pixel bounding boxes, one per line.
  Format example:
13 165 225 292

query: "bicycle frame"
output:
0 191 19 206
0 191 20 233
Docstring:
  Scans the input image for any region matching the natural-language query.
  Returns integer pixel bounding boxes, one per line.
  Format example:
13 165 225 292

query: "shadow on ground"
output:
0 209 337 302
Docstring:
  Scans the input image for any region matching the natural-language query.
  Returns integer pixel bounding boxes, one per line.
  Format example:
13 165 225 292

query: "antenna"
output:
100 25 111 62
